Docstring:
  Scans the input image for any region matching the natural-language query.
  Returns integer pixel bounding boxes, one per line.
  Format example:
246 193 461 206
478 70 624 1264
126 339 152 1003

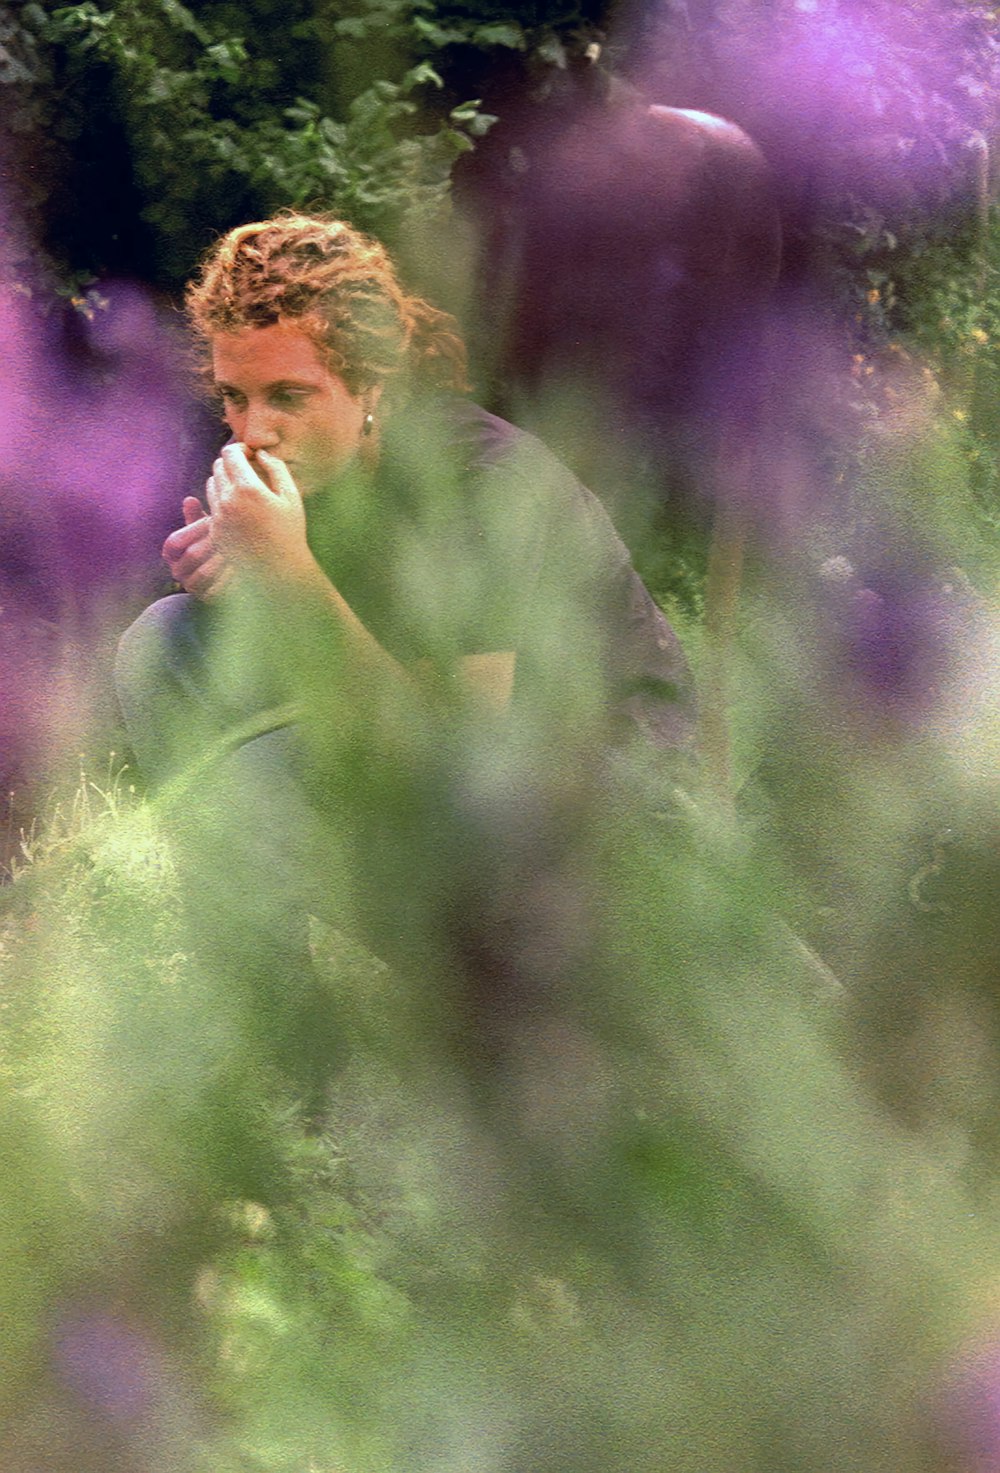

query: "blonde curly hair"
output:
186 212 469 395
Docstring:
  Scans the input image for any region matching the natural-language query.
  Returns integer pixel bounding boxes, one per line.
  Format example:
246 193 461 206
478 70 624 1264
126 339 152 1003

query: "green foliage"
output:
5 689 1000 1468
4 0 609 294
7 0 501 290
8 8 1000 1459
6 421 1000 1465
639 1 1000 337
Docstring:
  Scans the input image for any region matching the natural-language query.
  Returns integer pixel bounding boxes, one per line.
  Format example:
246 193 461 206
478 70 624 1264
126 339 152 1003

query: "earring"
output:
361 412 374 438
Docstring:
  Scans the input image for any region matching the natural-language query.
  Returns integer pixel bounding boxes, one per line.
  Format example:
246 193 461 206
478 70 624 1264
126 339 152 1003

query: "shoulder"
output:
381 392 655 589
431 397 529 467
387 394 571 487
441 400 628 549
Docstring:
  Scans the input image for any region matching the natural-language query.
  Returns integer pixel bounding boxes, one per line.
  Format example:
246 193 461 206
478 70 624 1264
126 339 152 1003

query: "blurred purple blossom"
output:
0 251 216 795
0 279 202 611
819 556 974 728
627 0 1000 219
936 1333 1000 1471
52 1307 166 1425
847 578 953 711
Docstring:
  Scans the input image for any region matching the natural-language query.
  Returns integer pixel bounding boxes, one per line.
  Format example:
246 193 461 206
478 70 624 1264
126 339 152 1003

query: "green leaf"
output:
286 98 321 125
535 34 568 68
21 4 48 30
450 101 498 139
156 0 209 46
411 14 469 47
320 116 347 146
403 61 443 90
471 22 526 50
466 111 497 138
205 39 249 81
439 128 475 157
332 17 368 39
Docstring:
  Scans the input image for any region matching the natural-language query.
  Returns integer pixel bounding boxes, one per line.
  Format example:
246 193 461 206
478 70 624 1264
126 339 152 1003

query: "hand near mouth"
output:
205 443 318 587
163 447 310 599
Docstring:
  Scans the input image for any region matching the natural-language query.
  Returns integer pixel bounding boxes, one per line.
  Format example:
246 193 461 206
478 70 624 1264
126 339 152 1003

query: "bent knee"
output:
116 593 199 684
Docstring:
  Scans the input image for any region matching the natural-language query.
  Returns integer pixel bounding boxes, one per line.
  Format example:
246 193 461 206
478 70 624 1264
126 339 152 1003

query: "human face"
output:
211 323 377 496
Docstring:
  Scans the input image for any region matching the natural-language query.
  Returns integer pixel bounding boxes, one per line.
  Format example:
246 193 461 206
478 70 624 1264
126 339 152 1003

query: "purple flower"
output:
52 1307 165 1425
821 557 972 728
936 1334 1000 1471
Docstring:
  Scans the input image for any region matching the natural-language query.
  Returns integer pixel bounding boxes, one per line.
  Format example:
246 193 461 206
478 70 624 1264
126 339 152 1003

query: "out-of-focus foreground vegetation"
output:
7 1 1000 1469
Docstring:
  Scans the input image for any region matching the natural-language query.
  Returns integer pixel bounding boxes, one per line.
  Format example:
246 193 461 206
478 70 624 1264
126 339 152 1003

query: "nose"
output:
242 403 280 451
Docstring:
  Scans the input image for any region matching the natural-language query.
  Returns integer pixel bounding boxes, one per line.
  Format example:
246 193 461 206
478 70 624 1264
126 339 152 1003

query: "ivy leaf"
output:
440 128 475 157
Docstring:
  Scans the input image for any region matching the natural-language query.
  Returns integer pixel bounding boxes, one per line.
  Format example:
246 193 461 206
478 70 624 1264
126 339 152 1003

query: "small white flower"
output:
820 555 855 584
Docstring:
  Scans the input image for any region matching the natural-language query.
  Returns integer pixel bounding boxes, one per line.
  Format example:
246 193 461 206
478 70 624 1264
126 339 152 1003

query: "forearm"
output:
246 553 418 717
247 558 516 726
299 559 413 689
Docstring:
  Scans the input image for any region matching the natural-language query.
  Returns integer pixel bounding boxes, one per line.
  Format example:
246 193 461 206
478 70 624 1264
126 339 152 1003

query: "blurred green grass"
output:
3 690 1000 1472
5 369 1000 1469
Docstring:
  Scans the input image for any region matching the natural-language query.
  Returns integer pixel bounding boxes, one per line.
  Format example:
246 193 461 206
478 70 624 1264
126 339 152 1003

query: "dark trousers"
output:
115 593 354 1097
